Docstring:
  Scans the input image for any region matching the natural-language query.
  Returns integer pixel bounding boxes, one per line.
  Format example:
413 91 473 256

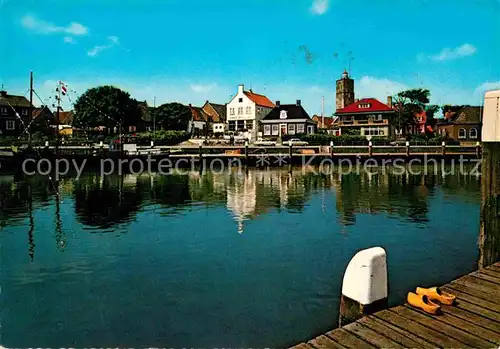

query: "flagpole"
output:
28 71 33 147
55 81 60 157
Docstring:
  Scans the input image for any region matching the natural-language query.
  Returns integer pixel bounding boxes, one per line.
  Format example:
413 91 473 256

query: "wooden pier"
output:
291 262 500 349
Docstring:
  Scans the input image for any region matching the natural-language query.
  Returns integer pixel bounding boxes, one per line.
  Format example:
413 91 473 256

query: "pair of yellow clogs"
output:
407 287 456 315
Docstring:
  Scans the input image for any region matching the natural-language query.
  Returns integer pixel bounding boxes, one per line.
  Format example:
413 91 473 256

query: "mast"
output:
321 96 324 129
28 71 33 146
55 81 61 157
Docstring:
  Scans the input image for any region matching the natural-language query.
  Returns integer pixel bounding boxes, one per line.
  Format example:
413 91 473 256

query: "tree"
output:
73 85 140 130
393 88 432 135
152 103 192 131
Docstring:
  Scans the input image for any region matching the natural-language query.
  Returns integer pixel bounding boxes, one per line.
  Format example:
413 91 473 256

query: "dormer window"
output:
358 103 371 109
280 110 288 119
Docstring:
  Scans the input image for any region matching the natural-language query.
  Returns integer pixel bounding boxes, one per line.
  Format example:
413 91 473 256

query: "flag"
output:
58 81 67 95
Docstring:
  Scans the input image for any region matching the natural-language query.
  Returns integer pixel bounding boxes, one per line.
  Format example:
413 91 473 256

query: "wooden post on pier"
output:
330 141 334 158
406 141 410 157
368 141 373 157
442 141 446 156
476 141 481 158
479 89 500 268
339 247 388 327
198 144 203 163
289 143 293 159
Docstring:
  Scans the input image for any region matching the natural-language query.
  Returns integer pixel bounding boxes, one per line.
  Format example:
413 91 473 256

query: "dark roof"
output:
438 106 482 125
262 103 313 122
32 106 54 119
0 91 31 108
210 102 226 120
335 98 393 114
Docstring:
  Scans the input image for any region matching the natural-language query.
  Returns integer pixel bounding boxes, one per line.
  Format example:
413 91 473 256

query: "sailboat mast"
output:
28 71 33 146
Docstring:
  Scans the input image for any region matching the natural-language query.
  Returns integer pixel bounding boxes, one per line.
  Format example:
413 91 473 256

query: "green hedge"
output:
136 130 190 145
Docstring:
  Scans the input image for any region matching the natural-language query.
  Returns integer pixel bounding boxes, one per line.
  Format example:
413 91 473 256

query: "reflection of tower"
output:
336 70 355 110
226 172 257 234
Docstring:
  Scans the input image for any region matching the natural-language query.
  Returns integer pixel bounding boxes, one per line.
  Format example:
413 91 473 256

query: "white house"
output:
226 84 275 141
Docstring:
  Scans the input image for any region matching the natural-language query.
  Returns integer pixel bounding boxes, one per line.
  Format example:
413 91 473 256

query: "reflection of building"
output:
226 172 257 234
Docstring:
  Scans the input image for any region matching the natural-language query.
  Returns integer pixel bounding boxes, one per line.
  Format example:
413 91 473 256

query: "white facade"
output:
213 123 225 133
226 84 273 140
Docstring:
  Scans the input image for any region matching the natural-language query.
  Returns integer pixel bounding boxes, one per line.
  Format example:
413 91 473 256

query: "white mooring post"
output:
339 247 388 327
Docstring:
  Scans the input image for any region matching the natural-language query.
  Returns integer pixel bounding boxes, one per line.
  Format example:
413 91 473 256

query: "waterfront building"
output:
201 101 226 135
260 100 316 138
226 84 275 140
0 89 33 136
436 106 482 144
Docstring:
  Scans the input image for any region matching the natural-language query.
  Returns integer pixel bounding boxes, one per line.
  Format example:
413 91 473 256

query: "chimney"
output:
189 103 192 107
296 99 301 106
238 84 244 94
276 101 280 107
0 90 6 97
387 96 393 108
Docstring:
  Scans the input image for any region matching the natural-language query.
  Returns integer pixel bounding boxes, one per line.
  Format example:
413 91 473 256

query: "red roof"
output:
335 98 393 114
243 91 275 108
312 115 336 128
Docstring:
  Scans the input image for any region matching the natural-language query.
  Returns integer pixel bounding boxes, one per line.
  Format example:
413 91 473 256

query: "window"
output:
236 120 245 130
246 121 253 130
238 107 243 115
358 103 371 109
272 124 279 135
6 120 15 130
246 106 251 114
264 125 271 135
128 126 136 132
363 127 385 136
0 107 7 114
377 114 383 121
288 124 296 135
228 121 236 131
297 124 305 133
469 128 478 139
21 108 28 116
238 98 243 103
230 108 235 115
280 110 288 119
307 125 315 134
459 128 467 139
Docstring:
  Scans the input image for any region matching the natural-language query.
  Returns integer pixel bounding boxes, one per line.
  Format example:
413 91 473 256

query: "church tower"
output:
336 69 355 110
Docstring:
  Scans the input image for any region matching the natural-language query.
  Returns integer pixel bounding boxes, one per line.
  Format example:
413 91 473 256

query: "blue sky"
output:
1 0 499 115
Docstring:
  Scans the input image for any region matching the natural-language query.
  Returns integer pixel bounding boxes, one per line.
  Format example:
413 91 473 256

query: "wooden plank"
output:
436 301 500 335
451 275 500 297
443 281 500 305
478 268 500 279
452 297 500 322
308 335 346 349
325 329 376 349
488 264 500 273
291 343 316 349
374 309 464 348
359 316 437 348
390 306 491 348
472 271 500 285
442 285 500 314
343 322 405 349
403 304 500 345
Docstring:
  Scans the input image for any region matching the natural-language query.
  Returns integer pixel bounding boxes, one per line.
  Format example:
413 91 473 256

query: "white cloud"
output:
190 83 217 93
311 0 330 15
63 36 75 44
357 76 408 100
87 36 119 57
474 81 500 101
429 44 477 61
21 14 88 36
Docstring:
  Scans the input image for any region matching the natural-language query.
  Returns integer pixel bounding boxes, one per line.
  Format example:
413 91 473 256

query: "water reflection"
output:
0 166 483 249
0 167 486 348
